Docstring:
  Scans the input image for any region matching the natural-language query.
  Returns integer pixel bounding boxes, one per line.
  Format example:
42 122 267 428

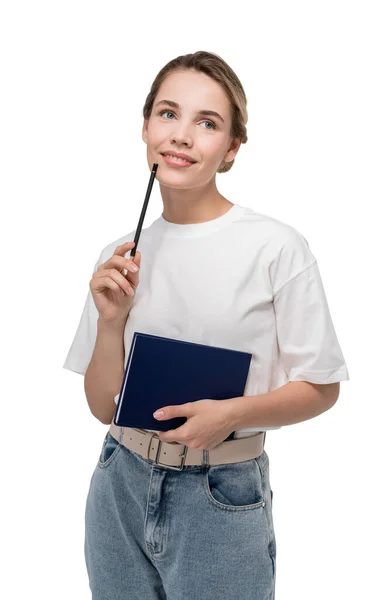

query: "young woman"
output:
63 50 349 600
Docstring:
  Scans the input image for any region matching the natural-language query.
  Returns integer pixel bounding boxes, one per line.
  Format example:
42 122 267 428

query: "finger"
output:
113 241 136 258
114 242 137 275
103 254 138 271
91 275 127 296
159 429 183 443
94 269 134 296
154 403 190 420
103 254 140 282
123 251 142 283
108 267 134 295
99 245 136 269
123 249 141 268
132 250 141 268
124 251 141 271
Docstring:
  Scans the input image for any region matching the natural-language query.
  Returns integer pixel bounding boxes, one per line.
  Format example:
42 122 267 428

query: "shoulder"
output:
241 209 317 293
239 205 313 253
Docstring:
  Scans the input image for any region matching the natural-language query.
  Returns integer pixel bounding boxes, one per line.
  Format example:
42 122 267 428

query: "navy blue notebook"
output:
113 332 252 442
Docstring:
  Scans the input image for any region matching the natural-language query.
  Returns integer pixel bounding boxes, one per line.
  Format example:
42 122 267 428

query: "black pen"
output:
130 163 159 258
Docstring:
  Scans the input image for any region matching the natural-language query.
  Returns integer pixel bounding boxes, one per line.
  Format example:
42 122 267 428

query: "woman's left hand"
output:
153 399 238 451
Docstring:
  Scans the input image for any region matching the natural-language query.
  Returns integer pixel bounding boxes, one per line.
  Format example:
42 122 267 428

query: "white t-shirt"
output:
63 203 349 437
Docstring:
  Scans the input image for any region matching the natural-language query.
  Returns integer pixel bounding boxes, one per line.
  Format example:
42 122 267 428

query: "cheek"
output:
144 121 165 145
197 133 226 158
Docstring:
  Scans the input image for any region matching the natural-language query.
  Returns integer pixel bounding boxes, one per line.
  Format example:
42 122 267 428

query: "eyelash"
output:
158 109 217 130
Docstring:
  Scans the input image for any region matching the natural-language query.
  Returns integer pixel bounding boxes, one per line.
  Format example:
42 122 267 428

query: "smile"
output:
161 154 196 167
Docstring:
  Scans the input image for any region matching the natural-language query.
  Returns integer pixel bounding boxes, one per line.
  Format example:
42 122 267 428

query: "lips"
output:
161 154 196 168
161 152 197 163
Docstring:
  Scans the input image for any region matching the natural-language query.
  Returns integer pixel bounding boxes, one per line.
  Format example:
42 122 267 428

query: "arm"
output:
84 317 126 424
225 381 340 430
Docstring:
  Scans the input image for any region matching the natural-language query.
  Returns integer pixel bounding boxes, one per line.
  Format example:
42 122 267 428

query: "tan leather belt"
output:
109 422 265 470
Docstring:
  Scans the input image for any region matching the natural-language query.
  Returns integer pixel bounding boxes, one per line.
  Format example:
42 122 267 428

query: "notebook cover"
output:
113 332 252 441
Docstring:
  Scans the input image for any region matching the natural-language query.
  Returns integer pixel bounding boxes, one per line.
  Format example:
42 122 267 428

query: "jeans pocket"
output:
257 452 276 551
98 432 122 468
203 457 266 512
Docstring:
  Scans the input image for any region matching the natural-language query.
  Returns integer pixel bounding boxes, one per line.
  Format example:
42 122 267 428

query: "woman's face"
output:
142 70 241 189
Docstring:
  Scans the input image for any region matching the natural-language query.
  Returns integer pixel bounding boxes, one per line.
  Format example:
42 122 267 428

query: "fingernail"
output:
154 410 164 418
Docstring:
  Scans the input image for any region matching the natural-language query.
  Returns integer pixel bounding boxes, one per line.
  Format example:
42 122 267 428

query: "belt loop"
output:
202 449 209 467
119 426 124 444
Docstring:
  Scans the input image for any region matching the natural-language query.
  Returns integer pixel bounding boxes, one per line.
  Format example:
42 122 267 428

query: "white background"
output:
1 1 389 598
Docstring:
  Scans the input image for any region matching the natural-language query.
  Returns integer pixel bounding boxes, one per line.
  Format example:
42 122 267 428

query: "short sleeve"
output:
273 260 350 384
62 252 103 376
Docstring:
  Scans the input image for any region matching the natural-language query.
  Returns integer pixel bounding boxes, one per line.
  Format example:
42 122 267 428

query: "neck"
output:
159 178 233 225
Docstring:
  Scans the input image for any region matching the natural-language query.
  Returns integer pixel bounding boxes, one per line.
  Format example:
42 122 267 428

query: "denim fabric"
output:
85 431 276 599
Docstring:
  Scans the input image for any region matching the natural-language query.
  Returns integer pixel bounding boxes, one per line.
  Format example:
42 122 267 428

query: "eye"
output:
159 110 175 120
201 120 216 130
159 110 174 116
158 110 216 130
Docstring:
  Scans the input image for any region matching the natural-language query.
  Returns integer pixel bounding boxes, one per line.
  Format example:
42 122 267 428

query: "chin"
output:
160 179 196 190
158 166 197 182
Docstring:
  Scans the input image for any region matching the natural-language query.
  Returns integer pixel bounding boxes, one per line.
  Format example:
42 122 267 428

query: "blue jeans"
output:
85 431 276 599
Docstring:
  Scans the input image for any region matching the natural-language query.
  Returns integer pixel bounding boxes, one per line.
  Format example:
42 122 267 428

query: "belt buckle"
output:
152 436 188 471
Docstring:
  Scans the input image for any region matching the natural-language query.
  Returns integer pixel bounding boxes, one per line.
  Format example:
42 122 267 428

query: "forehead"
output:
154 70 231 115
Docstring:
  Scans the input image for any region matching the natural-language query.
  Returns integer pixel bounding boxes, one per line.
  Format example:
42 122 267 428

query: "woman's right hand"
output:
90 241 141 324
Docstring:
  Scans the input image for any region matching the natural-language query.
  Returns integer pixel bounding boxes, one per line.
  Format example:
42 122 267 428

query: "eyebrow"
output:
155 99 225 123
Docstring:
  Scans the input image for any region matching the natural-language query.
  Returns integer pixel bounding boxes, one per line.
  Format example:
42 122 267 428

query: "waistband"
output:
109 422 266 471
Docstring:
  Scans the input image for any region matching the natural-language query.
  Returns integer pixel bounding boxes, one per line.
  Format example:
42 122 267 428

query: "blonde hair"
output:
142 51 248 173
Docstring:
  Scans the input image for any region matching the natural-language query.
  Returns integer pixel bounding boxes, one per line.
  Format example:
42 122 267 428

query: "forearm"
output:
227 381 340 430
84 317 126 424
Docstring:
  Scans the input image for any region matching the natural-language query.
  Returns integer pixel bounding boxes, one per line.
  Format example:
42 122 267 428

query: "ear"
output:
223 137 241 163
142 118 149 144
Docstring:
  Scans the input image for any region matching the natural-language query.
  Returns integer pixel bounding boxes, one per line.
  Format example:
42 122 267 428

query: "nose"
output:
169 121 193 147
